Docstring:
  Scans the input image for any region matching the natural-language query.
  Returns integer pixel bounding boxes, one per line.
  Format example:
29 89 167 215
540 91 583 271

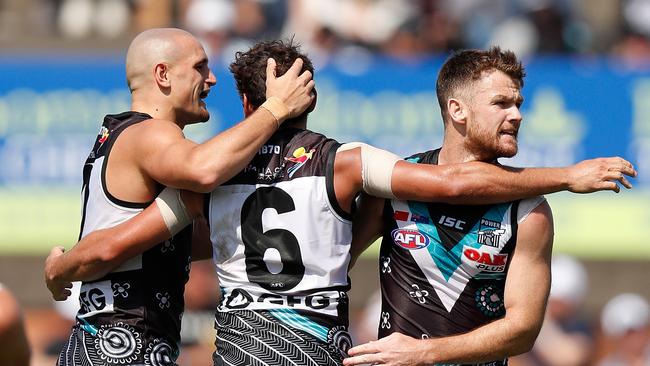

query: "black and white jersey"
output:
378 149 545 366
206 127 353 365
58 112 192 366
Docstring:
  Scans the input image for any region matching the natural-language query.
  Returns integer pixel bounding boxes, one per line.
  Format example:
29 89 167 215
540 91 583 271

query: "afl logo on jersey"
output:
391 229 430 250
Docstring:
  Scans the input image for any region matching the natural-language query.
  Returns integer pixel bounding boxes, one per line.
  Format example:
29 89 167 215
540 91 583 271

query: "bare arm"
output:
344 200 554 366
392 158 635 204
45 191 204 300
185 191 213 261
333 148 635 208
350 193 385 268
190 217 212 261
140 58 315 193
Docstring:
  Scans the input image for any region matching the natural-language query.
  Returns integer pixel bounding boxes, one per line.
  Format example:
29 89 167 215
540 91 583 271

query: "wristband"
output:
260 96 290 128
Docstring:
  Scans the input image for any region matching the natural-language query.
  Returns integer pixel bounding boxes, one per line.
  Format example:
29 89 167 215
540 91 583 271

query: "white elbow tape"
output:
339 142 400 199
155 187 192 236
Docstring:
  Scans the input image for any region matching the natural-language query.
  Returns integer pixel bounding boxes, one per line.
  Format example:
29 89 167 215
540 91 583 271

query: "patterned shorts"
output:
56 323 178 366
213 310 352 366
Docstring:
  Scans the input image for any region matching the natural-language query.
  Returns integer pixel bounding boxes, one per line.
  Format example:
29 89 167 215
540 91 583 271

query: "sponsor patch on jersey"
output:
222 288 338 312
98 126 109 144
78 280 115 318
463 246 508 272
394 210 409 221
285 146 316 177
391 228 430 250
393 211 431 224
477 218 506 247
225 288 254 309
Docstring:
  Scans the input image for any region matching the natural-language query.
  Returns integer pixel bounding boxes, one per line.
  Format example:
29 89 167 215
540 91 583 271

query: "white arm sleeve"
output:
154 187 192 235
338 142 400 199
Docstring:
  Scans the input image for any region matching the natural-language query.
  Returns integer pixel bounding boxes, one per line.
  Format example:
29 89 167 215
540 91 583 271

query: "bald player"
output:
46 28 315 366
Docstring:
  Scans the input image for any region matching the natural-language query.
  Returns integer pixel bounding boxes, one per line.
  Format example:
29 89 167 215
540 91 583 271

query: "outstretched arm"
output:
392 158 635 204
334 146 635 208
138 58 315 193
344 200 554 366
45 190 205 301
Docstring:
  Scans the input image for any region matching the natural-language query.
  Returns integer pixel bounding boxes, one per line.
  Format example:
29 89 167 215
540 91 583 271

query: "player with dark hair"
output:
44 28 315 366
46 41 635 366
343 47 599 366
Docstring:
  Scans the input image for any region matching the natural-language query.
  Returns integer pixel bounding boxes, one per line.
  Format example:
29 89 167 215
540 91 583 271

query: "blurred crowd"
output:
2 0 650 66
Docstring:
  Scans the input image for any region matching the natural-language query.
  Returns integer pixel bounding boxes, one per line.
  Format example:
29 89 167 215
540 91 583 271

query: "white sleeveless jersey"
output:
206 128 353 319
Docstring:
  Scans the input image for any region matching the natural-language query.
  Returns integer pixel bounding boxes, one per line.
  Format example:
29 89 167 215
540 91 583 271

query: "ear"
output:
306 88 317 113
153 63 171 88
447 97 468 125
242 94 255 117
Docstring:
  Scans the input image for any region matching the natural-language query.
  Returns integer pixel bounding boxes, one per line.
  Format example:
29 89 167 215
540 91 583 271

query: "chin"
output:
191 111 210 123
498 145 518 158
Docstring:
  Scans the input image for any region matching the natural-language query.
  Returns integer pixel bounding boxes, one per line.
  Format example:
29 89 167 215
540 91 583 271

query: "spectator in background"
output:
183 0 236 57
513 254 594 366
57 0 133 39
0 283 31 366
611 0 650 68
597 293 650 366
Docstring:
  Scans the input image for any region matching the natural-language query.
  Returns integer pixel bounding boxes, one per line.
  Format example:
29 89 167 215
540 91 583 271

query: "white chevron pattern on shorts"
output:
215 310 342 366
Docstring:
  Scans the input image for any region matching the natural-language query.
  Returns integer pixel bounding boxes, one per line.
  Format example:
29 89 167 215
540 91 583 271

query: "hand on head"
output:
265 58 315 120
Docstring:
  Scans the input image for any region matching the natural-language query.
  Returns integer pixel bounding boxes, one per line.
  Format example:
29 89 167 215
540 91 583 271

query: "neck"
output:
437 128 480 165
281 117 307 130
131 93 184 128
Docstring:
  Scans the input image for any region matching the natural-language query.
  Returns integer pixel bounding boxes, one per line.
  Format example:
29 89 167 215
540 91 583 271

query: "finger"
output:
266 58 277 79
305 79 316 94
343 354 381 366
618 175 633 189
604 181 620 193
621 166 637 178
347 342 380 356
296 69 313 86
284 58 304 78
607 157 636 177
54 289 72 301
618 157 633 170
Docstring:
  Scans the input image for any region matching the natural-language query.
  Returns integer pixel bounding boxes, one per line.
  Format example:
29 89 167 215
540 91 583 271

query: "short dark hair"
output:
436 46 525 115
230 39 314 110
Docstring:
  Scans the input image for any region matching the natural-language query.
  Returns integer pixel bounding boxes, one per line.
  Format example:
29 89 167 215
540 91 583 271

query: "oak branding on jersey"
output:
462 247 509 272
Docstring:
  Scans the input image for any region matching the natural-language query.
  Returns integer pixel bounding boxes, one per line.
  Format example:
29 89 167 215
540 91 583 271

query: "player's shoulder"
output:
405 148 439 164
517 196 551 224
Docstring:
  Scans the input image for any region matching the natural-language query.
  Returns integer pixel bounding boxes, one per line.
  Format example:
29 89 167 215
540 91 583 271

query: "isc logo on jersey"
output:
391 229 430 250
463 246 508 272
